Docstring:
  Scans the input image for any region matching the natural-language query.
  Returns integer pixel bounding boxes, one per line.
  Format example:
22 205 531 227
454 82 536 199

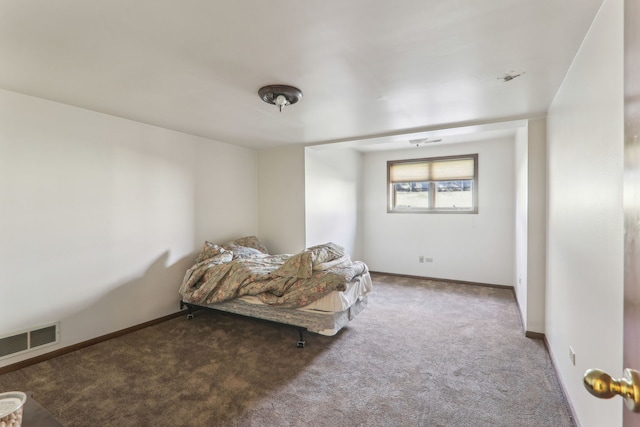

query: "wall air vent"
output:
0 323 59 360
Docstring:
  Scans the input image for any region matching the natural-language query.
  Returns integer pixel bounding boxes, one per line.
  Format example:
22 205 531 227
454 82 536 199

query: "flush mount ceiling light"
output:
409 138 442 147
258 85 303 112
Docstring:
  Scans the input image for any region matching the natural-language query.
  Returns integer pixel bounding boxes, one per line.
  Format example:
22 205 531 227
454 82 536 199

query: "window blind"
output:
389 157 475 183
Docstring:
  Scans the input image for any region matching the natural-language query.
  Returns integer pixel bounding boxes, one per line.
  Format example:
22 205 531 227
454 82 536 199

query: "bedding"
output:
179 237 371 337
179 239 369 309
240 272 372 312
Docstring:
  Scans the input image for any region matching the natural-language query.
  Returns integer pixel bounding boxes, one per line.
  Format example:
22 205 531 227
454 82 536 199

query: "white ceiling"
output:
0 1 604 150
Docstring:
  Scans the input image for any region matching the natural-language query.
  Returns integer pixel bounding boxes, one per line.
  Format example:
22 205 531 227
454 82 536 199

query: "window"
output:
387 154 478 213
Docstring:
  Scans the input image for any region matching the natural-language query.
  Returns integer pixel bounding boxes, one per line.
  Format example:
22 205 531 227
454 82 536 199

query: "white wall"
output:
362 138 515 285
526 118 547 333
304 147 363 260
0 89 258 368
258 146 306 254
515 126 529 325
514 119 547 335
546 0 624 425
195 142 258 244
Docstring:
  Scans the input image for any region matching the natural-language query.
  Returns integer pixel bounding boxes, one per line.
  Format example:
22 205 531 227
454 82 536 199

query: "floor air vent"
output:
0 324 59 360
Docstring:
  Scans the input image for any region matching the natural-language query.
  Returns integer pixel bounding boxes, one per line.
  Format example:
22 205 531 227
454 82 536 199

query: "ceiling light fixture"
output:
258 85 303 112
409 138 442 147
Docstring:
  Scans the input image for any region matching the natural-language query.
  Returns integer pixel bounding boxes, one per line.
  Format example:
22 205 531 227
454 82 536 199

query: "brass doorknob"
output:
583 368 640 412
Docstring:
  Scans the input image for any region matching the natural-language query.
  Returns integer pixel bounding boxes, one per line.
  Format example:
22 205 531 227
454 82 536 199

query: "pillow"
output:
307 242 345 264
226 235 269 254
222 244 264 259
203 251 233 265
195 241 226 263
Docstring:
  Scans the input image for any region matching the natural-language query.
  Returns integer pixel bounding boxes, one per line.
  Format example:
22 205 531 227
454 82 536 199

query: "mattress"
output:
186 272 372 336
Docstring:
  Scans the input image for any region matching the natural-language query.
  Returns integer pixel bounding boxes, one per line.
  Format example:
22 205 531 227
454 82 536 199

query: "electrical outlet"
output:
419 256 424 263
569 346 576 366
424 257 433 263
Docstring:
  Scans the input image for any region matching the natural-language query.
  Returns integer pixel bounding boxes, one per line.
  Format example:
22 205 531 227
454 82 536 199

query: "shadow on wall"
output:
57 251 197 348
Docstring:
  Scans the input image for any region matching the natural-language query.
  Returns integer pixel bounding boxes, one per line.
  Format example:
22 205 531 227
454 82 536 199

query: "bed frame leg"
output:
180 300 195 320
297 329 306 348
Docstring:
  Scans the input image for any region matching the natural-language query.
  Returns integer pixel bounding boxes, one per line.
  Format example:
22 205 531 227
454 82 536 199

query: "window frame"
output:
387 153 479 214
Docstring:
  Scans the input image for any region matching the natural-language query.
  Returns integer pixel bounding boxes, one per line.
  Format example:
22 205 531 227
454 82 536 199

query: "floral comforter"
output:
179 241 369 308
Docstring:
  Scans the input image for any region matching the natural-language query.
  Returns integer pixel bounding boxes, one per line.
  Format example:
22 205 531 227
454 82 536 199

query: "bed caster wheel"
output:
296 329 306 348
187 313 194 320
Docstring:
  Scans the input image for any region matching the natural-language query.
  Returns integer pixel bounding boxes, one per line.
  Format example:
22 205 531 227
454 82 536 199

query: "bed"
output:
179 236 372 345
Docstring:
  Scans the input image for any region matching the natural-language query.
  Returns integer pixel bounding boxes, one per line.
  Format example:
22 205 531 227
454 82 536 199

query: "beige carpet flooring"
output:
0 273 575 426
